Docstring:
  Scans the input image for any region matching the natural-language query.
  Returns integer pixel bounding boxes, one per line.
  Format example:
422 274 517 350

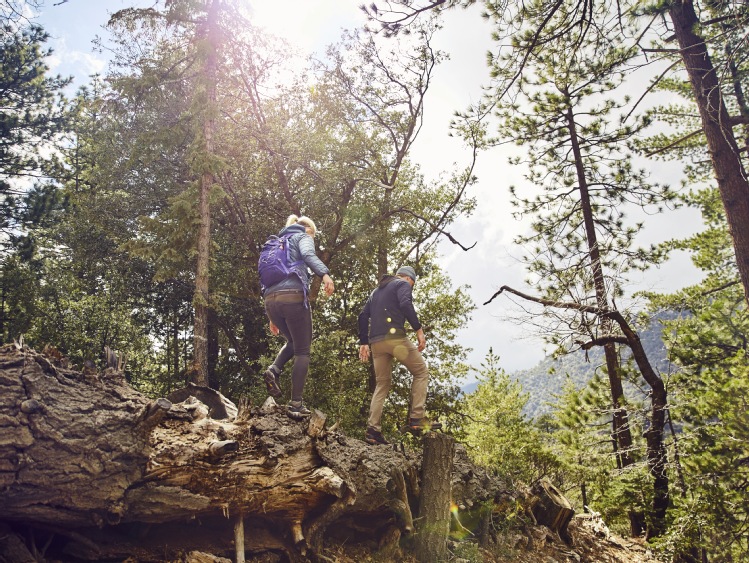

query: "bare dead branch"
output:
645 129 703 158
577 336 630 349
483 285 603 315
624 58 681 122
394 208 477 251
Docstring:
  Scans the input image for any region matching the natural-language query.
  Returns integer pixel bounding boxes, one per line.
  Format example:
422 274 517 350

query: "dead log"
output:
167 382 238 420
0 344 519 560
142 397 173 430
530 478 575 543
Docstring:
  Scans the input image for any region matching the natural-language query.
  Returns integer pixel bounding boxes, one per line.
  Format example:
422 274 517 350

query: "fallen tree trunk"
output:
0 344 516 561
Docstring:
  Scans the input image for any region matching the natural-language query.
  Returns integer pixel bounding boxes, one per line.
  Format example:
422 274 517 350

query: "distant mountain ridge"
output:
462 311 680 419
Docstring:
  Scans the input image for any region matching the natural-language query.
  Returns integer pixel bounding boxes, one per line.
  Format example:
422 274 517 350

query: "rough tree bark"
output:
191 0 221 387
0 344 517 561
414 432 454 562
606 310 669 539
669 0 749 305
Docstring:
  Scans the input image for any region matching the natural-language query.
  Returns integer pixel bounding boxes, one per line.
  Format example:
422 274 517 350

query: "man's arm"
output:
415 327 426 352
359 344 371 362
358 300 372 362
357 300 371 345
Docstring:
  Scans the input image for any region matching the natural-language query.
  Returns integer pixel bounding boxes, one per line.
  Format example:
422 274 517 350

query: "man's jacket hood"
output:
377 274 396 289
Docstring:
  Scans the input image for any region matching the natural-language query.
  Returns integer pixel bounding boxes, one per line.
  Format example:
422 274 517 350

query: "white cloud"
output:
45 38 106 83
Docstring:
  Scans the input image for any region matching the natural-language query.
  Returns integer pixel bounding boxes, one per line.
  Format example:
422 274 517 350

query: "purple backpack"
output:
258 233 305 294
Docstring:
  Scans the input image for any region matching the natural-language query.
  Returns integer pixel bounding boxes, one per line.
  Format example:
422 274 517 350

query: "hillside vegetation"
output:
511 311 681 419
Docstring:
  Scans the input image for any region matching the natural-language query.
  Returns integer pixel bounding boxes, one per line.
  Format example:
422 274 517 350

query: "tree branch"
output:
729 114 749 127
645 129 702 158
393 208 477 251
577 336 629 350
360 0 448 36
701 279 741 296
483 285 602 315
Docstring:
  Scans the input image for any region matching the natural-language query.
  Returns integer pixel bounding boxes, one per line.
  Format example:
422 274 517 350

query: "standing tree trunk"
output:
415 433 454 562
669 0 749 304
608 311 669 539
564 102 643 534
191 0 220 387
207 307 219 390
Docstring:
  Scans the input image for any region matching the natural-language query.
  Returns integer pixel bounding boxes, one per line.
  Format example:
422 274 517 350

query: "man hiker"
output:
358 265 441 445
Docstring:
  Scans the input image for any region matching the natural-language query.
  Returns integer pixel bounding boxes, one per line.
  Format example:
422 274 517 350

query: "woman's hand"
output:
269 321 279 336
322 274 335 296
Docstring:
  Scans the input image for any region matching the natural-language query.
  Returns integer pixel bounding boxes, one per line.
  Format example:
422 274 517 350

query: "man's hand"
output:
416 328 426 352
359 344 370 362
269 321 279 336
322 274 335 297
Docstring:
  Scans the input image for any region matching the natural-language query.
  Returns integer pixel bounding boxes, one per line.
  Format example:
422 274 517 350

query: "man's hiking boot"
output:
365 427 390 446
263 369 282 398
401 418 442 436
287 401 311 420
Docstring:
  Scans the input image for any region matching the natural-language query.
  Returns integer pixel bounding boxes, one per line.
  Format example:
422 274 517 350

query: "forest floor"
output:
197 514 662 563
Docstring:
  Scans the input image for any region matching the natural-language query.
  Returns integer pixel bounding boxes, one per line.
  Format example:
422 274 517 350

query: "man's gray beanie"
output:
396 266 417 282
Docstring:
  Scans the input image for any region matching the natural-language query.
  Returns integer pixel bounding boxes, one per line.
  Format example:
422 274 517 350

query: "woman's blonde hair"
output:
286 214 317 235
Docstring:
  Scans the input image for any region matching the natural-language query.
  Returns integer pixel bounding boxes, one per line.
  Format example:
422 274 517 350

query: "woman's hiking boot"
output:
263 368 282 398
365 427 390 446
401 418 442 436
287 401 311 420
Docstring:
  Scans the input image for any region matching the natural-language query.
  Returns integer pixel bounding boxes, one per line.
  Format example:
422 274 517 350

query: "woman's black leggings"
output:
264 290 312 403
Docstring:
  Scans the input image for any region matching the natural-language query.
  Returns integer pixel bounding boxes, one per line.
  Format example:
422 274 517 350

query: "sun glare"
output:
246 0 357 55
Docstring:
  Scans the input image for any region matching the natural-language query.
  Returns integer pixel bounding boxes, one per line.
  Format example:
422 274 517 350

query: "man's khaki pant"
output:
368 337 429 432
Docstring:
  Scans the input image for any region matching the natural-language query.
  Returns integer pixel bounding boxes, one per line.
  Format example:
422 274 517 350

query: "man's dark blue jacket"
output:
358 275 422 345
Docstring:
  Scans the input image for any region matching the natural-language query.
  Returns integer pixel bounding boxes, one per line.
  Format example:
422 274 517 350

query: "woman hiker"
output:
260 214 334 419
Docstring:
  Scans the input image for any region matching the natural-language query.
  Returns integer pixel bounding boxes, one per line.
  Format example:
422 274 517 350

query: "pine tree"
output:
661 0 749 304
460 349 559 485
646 188 749 562
368 0 749 302
481 1 674 537
0 22 69 256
